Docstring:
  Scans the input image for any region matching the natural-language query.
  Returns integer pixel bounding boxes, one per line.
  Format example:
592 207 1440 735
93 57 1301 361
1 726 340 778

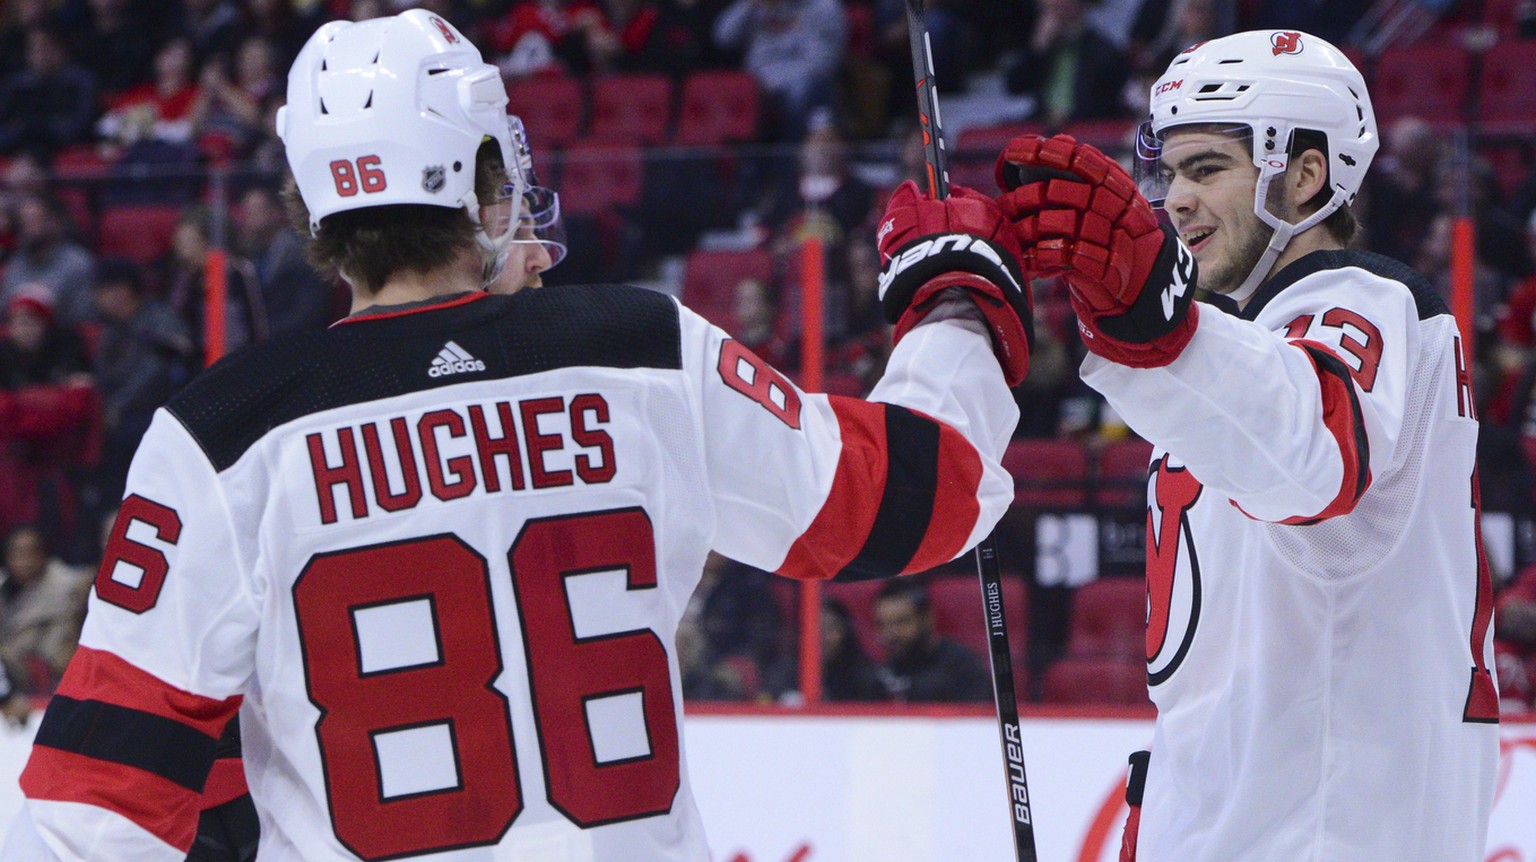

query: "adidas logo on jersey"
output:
428 341 486 378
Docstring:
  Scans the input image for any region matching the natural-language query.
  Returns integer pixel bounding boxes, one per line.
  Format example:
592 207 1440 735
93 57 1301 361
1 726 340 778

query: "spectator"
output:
176 0 243 64
486 0 614 78
591 0 711 74
0 286 90 388
875 0 978 96
713 0 847 140
88 257 193 504
1495 564 1536 713
0 525 90 696
164 203 265 359
1004 0 1130 125
96 37 200 149
190 37 282 156
0 26 99 160
695 554 785 677
732 276 795 372
872 579 991 703
1364 116 1444 264
820 598 885 701
0 289 100 551
235 185 335 335
764 121 876 244
74 0 159 97
0 191 97 329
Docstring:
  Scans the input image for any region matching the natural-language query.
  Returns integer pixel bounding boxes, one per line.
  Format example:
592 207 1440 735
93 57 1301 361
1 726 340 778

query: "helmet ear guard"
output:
1138 30 1378 299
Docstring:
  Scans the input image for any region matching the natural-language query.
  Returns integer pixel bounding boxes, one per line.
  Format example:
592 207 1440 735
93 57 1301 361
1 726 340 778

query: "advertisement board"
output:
0 709 1531 860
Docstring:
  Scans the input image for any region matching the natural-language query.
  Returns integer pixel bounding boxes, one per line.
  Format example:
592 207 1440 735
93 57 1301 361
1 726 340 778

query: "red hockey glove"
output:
877 180 1035 386
997 134 1198 368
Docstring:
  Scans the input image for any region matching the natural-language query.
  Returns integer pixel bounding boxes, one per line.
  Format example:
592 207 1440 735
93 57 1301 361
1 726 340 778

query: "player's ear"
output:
1289 148 1329 211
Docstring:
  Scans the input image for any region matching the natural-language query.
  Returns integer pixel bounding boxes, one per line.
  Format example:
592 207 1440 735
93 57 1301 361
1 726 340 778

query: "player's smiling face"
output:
1158 128 1270 295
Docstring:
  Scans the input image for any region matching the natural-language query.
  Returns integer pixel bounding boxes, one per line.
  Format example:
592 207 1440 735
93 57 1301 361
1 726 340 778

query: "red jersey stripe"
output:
21 746 203 852
54 646 241 738
775 398 890 580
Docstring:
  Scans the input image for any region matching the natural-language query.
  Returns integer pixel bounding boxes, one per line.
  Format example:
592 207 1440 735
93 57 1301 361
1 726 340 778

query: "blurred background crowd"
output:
2 0 1536 718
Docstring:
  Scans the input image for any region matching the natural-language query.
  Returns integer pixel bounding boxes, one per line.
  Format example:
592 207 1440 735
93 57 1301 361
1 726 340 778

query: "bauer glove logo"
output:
877 233 1023 301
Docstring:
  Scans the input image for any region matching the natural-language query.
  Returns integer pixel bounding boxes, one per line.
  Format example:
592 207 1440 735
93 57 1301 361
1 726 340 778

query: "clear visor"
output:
1133 121 1255 209
498 181 567 269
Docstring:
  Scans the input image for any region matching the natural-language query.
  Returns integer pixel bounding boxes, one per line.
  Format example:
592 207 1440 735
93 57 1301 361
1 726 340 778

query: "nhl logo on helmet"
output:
1271 31 1303 56
422 165 446 193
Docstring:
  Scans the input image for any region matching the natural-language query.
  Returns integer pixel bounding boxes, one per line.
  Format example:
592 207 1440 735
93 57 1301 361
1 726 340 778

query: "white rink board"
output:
0 711 1532 860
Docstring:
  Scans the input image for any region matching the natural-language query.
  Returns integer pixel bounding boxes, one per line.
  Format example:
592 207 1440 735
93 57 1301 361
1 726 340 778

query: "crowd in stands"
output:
2 0 1536 712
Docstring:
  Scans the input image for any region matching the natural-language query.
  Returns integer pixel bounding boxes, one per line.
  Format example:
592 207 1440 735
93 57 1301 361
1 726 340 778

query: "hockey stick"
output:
904 3 1038 860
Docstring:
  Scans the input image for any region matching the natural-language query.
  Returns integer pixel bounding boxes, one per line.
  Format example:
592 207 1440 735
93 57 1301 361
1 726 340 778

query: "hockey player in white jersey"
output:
996 30 1497 862
3 9 1029 862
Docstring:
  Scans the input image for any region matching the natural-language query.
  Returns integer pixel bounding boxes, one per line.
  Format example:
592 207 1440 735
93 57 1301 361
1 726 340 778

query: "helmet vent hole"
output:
364 92 373 109
319 98 328 115
1170 105 1178 115
320 59 328 71
427 67 450 75
1199 83 1222 93
1236 84 1250 92
1219 58 1243 64
372 52 380 64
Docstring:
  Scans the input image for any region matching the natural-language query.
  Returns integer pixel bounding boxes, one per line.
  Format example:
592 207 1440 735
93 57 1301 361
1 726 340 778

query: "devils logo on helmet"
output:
1271 31 1303 56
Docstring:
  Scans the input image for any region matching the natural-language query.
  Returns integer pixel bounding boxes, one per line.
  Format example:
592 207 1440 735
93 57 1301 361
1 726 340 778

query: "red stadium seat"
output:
681 248 773 330
675 71 761 146
1372 43 1470 127
1477 39 1536 133
927 573 1028 668
1002 438 1090 508
1039 656 1150 705
1096 437 1154 509
506 76 585 149
1066 577 1146 660
557 144 644 216
588 74 674 145
97 204 181 264
50 144 112 179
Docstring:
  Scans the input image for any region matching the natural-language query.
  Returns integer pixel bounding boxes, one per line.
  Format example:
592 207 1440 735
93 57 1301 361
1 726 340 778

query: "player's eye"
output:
1188 164 1222 181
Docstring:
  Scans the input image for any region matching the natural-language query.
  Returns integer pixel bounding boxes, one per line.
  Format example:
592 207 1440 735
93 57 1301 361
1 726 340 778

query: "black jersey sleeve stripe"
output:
835 405 940 581
33 695 219 793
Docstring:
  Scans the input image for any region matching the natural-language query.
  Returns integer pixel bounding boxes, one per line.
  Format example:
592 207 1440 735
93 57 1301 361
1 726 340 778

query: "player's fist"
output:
996 134 1199 368
877 180 1035 386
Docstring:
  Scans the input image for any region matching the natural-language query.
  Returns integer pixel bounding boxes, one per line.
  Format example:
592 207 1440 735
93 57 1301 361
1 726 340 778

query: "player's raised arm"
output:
3 410 259 861
689 181 1025 580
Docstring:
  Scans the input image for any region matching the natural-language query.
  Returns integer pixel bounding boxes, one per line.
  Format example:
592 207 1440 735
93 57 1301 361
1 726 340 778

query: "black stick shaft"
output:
904 2 1037 859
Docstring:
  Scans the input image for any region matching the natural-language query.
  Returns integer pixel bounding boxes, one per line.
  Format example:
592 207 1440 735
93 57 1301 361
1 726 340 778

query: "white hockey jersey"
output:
1083 250 1499 861
2 286 1017 862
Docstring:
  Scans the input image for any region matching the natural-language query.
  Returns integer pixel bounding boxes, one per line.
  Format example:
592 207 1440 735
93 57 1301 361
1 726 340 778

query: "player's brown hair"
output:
282 142 506 294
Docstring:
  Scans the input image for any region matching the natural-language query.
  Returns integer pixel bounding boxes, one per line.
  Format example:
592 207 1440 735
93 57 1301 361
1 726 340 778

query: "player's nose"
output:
1164 177 1198 215
528 243 552 274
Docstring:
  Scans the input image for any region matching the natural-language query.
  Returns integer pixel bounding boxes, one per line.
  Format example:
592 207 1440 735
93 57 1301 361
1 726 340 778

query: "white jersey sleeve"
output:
1082 266 1416 523
680 301 1018 579
3 411 257 861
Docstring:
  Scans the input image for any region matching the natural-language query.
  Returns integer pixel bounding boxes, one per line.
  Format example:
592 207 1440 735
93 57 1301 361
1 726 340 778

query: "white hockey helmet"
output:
277 10 527 279
1133 30 1379 299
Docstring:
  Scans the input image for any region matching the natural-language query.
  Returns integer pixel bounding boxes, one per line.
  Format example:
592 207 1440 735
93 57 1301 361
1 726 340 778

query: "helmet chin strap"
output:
1229 169 1343 305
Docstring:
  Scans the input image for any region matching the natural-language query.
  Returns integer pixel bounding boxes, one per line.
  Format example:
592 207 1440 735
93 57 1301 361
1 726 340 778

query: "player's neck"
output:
351 255 482 314
1264 227 1343 285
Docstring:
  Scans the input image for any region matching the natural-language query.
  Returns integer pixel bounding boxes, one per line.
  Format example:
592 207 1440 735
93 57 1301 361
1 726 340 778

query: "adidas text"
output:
429 342 486 378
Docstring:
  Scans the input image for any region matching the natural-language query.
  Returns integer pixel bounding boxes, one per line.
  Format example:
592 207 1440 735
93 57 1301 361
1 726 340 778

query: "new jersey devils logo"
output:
1146 456 1203 685
430 15 460 44
1271 31 1303 56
